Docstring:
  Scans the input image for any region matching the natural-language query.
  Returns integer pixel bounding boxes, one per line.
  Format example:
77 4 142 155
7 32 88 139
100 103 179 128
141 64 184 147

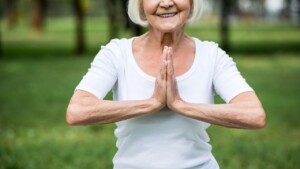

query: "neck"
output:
146 27 186 50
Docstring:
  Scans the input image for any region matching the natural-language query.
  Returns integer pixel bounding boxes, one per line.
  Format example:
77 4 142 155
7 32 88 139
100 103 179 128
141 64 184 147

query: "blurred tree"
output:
0 28 2 58
31 0 47 33
220 0 231 51
298 0 300 24
256 0 266 17
105 0 142 40
105 0 120 39
283 0 292 19
5 0 19 29
47 0 73 16
121 0 142 36
73 0 86 55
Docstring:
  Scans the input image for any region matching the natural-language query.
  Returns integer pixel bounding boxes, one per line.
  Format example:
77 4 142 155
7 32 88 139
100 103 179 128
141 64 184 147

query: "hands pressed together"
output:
151 46 184 113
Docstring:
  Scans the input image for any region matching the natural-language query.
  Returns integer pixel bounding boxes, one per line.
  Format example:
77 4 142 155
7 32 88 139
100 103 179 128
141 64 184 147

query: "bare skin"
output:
66 0 266 129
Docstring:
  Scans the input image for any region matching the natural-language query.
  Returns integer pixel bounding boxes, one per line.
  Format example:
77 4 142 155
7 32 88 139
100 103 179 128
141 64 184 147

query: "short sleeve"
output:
213 46 254 103
75 39 123 99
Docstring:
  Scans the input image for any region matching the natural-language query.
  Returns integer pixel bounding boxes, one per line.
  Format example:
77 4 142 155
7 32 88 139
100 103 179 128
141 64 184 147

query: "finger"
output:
160 46 168 80
168 47 174 64
167 47 174 76
161 62 167 80
162 46 168 62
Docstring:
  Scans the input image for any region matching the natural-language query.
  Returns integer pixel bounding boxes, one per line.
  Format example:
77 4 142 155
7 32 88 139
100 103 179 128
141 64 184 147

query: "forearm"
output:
66 91 161 125
175 100 266 129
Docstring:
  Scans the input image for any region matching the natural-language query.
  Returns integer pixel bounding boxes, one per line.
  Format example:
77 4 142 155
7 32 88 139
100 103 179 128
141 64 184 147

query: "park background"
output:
1 0 300 168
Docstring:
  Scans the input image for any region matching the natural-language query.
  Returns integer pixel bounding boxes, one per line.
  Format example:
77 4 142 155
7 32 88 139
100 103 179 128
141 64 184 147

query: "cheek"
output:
174 0 191 6
181 4 192 19
142 1 157 16
182 1 192 12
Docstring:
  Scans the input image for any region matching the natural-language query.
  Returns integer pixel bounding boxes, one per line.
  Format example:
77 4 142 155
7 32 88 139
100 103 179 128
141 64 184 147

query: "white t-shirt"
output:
76 37 253 169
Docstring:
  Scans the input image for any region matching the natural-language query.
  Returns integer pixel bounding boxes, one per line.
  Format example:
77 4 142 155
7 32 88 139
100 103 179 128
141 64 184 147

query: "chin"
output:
158 26 183 33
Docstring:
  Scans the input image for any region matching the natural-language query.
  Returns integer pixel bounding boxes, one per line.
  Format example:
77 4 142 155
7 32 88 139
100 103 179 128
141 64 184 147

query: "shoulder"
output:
95 37 134 62
193 37 220 52
87 38 134 72
193 38 228 62
101 38 134 51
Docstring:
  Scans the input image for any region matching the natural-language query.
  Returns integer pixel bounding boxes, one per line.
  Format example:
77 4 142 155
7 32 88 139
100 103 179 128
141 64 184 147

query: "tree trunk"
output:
31 0 47 33
121 0 142 36
220 0 231 52
284 0 292 19
73 0 85 55
298 0 300 24
0 28 2 58
106 0 119 39
121 0 130 29
5 0 18 29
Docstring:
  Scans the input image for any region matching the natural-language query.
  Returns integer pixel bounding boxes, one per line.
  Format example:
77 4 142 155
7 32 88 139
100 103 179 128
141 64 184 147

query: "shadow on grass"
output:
2 42 101 59
2 41 300 59
231 41 300 55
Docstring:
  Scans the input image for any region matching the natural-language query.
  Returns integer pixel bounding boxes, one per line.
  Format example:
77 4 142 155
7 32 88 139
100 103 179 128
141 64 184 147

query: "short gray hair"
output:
127 0 204 27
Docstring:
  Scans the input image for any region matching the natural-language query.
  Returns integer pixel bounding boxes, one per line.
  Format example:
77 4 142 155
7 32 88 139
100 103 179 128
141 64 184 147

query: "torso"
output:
132 34 196 77
113 38 216 168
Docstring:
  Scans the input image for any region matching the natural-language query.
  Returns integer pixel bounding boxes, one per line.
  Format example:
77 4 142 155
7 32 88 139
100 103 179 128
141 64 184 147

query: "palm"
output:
151 46 182 112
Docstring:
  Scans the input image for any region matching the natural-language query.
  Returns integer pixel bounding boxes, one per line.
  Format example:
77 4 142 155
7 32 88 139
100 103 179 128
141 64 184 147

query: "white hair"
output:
127 0 204 27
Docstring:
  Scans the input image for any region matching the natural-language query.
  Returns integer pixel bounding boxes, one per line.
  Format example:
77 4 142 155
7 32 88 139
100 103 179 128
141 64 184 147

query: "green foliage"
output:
1 18 300 169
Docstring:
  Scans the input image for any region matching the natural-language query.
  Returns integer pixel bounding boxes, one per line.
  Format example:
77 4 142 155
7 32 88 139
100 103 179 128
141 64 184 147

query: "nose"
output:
160 0 174 8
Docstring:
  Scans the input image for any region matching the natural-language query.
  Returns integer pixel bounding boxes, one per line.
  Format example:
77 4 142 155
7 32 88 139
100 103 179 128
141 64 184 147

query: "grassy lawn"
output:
1 17 300 169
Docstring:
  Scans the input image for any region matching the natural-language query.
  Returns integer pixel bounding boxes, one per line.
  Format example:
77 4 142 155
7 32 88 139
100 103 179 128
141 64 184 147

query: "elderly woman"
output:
66 0 266 168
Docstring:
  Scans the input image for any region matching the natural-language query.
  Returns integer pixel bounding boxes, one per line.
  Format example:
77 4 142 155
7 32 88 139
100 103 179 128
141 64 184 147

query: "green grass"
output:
0 57 117 169
210 55 300 169
1 17 300 169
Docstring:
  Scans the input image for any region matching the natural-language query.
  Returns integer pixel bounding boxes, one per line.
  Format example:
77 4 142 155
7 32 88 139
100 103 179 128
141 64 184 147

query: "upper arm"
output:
75 40 123 99
212 46 253 103
70 89 99 104
229 91 262 106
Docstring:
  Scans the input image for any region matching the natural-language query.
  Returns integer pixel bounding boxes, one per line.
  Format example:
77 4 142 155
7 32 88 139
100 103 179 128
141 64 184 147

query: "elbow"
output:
254 114 266 129
66 104 81 126
251 108 266 129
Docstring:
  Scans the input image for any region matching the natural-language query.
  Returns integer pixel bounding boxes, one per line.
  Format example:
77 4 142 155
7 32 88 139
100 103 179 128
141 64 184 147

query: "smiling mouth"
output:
156 12 178 18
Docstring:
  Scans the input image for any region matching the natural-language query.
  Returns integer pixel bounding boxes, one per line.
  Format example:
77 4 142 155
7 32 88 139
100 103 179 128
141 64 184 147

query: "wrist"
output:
148 97 165 112
169 99 186 114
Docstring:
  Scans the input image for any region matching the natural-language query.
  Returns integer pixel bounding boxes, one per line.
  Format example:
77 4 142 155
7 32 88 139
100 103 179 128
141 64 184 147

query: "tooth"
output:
159 13 175 18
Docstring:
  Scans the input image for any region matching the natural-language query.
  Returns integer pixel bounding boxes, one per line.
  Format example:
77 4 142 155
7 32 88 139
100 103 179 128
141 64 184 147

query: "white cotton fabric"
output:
76 37 254 169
